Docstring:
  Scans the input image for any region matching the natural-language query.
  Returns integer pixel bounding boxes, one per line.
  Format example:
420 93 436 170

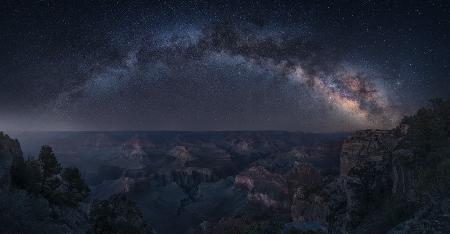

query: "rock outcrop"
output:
340 130 397 176
320 130 401 232
235 165 289 210
288 104 450 234
153 167 217 193
288 163 324 223
0 132 22 189
388 197 450 233
0 133 91 233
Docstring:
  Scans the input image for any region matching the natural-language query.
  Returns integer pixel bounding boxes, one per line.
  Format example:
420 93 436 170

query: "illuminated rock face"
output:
235 165 289 209
340 129 397 176
286 118 450 234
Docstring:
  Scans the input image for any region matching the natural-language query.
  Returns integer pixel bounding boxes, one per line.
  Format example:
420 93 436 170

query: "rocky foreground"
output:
283 100 450 234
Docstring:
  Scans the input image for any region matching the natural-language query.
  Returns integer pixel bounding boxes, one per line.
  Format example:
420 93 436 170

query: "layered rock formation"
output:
5 99 450 234
340 129 397 176
12 122 448 234
285 129 401 232
235 165 289 209
288 115 450 233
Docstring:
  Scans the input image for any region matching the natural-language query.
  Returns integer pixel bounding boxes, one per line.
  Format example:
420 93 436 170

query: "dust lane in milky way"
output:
1 1 449 131
44 24 399 130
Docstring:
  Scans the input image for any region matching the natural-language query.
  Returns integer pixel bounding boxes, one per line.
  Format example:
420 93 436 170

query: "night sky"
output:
1 0 450 132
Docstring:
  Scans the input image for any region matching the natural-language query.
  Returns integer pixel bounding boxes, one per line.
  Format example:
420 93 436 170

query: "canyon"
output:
2 103 450 234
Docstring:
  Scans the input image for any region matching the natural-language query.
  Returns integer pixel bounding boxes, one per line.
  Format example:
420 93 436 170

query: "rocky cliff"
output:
288 100 450 234
288 128 416 233
0 132 92 233
0 132 22 189
340 129 397 176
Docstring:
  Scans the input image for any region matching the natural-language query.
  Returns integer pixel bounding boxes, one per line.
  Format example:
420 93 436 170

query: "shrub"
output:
10 145 90 207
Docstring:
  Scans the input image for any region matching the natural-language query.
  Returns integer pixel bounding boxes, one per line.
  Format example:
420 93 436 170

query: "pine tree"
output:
24 158 43 195
38 145 61 177
88 194 150 234
62 167 90 206
38 145 62 202
10 153 26 190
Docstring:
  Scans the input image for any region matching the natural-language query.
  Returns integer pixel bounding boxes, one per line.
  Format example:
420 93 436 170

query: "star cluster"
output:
1 0 449 131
